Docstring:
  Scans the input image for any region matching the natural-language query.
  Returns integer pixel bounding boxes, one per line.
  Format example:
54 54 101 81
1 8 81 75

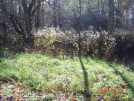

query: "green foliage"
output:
0 51 11 58
33 27 76 55
7 34 23 45
0 52 134 100
32 28 133 62
126 33 134 41
34 36 55 53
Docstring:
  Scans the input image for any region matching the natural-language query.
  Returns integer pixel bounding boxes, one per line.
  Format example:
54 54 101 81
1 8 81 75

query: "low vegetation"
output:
0 52 134 100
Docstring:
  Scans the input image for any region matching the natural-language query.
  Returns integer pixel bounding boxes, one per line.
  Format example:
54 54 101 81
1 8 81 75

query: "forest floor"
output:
0 52 134 101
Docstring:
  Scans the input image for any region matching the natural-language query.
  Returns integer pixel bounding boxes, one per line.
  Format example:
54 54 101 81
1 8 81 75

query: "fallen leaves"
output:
70 98 79 101
46 89 55 93
0 80 130 101
15 98 25 101
112 89 116 94
56 92 79 101
0 91 4 96
118 88 123 94
0 82 26 101
100 88 108 94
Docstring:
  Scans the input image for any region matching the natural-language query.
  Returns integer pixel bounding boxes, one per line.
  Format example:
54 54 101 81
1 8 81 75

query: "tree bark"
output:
53 0 57 27
108 0 115 35
58 0 61 28
132 7 134 30
116 0 123 28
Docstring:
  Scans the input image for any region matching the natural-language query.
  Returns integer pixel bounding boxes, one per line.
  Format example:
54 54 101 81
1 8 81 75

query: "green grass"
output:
0 52 134 100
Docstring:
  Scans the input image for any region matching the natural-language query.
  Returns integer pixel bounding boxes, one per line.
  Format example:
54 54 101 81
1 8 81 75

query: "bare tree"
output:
52 0 58 28
0 0 44 46
132 6 134 30
108 0 115 35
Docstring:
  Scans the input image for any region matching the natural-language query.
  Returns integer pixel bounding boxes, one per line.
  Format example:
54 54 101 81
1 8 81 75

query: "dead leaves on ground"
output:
0 81 81 101
0 82 25 101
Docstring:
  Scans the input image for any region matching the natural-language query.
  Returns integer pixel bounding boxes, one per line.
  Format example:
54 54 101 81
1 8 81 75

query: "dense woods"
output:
0 0 134 63
0 0 134 101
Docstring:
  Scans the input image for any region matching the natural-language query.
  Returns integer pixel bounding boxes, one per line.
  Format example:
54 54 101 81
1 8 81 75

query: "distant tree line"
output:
0 0 134 45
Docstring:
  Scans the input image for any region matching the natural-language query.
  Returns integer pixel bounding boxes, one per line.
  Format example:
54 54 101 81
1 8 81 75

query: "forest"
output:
0 0 134 101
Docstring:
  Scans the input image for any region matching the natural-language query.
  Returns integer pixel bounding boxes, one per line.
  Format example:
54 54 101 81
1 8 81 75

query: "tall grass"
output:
0 52 134 100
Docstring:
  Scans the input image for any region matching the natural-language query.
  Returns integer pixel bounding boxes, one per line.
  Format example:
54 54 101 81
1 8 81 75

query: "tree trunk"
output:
58 0 61 28
35 2 41 29
132 7 134 30
97 0 100 15
0 22 7 45
53 0 57 27
108 0 115 35
125 9 129 30
116 0 123 28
